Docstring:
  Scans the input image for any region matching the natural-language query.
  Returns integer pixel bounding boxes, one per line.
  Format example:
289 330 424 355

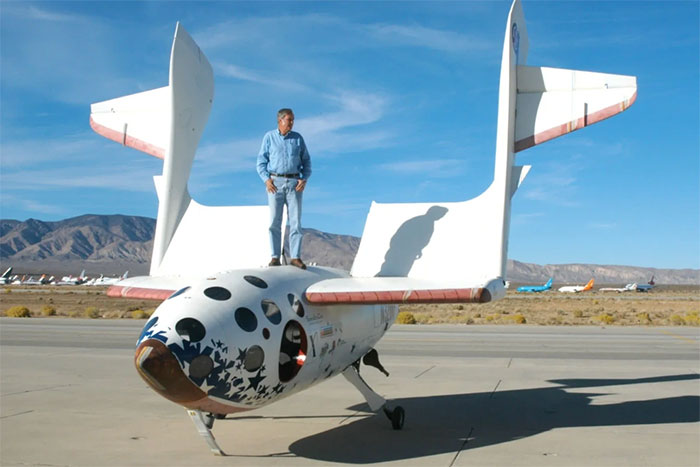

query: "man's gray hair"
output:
277 108 294 120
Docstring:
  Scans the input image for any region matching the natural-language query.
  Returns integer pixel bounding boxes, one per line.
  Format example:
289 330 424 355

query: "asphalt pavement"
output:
1 318 698 466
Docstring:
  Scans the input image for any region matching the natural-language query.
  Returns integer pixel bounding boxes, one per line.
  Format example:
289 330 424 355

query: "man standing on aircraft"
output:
257 108 312 269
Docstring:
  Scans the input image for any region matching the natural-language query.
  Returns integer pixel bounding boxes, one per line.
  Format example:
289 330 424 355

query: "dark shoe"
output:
290 258 307 270
269 257 281 266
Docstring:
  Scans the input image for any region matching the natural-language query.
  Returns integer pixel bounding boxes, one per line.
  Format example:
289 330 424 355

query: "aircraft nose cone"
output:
135 339 206 404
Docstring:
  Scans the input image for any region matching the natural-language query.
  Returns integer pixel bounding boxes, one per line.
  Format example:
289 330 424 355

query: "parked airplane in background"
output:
11 275 25 285
558 278 595 293
0 267 12 285
22 274 52 285
517 278 553 293
56 270 87 285
89 0 636 455
87 271 129 286
637 275 655 292
600 283 636 293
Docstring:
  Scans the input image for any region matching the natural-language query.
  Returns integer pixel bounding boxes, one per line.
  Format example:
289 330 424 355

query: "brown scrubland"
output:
1 285 698 326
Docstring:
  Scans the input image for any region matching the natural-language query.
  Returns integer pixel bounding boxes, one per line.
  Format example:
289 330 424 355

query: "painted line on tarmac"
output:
659 330 699 346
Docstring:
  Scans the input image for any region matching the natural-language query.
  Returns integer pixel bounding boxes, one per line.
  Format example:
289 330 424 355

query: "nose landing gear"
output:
186 409 225 455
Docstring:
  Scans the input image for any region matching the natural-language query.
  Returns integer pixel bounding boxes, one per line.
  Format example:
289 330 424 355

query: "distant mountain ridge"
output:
1 215 698 284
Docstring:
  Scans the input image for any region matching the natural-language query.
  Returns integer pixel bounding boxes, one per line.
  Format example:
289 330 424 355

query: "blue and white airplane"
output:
89 0 636 455
517 278 553 293
637 275 656 292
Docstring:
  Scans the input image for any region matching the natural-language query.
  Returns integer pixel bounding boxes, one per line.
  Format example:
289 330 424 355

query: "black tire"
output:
204 413 215 429
391 406 405 430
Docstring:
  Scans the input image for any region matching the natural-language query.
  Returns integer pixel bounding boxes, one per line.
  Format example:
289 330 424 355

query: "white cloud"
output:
378 159 466 177
364 23 492 53
0 193 66 216
215 63 310 93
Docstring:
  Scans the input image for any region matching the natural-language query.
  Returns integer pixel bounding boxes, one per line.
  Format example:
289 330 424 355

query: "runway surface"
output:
1 318 698 466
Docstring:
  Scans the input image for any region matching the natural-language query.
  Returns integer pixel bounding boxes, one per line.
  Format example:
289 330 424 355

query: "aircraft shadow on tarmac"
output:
285 374 699 463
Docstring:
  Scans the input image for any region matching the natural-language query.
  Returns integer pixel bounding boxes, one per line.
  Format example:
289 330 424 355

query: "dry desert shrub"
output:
6 306 31 317
131 309 152 319
84 306 101 319
510 314 527 324
684 311 700 326
103 310 126 319
669 314 685 325
636 312 652 325
596 313 615 325
41 305 57 316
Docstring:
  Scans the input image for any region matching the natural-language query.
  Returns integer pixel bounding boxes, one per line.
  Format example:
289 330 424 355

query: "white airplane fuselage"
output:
135 265 398 415
558 286 583 293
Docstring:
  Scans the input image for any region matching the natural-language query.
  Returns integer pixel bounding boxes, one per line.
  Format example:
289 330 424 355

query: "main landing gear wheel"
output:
383 406 405 430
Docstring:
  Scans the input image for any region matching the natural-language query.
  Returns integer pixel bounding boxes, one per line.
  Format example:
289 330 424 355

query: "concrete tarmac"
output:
1 318 698 466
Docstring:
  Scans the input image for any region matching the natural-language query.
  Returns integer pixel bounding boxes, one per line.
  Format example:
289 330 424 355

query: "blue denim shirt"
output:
256 130 312 182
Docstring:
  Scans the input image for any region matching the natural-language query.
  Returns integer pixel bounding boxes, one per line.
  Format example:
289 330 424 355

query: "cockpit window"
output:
261 300 281 325
244 345 265 372
203 286 231 301
175 317 206 342
235 307 258 332
288 293 305 318
168 287 190 300
244 275 268 289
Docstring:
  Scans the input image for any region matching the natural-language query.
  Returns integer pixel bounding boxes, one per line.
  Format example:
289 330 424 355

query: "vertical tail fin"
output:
350 0 635 293
90 24 214 275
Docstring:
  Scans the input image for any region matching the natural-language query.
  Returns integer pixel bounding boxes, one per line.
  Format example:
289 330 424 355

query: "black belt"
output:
270 173 299 178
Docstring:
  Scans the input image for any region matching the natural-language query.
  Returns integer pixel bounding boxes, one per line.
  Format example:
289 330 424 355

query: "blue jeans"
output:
268 176 303 259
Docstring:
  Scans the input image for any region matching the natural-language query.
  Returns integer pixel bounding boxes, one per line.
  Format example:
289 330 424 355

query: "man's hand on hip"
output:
295 179 307 192
265 179 277 193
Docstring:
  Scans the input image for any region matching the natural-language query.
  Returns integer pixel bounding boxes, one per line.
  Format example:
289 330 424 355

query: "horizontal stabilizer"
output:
107 275 184 300
514 66 637 152
305 277 505 305
90 86 170 159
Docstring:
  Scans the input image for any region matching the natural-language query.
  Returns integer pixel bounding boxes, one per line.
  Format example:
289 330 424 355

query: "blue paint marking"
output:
136 317 167 346
511 23 520 64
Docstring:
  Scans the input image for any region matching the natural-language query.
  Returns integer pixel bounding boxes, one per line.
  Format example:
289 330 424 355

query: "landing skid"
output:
342 362 405 430
186 409 225 456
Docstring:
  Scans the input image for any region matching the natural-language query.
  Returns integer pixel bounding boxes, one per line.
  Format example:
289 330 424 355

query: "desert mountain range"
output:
1 215 697 284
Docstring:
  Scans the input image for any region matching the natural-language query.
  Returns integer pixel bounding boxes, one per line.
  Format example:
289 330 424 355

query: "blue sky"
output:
1 1 698 269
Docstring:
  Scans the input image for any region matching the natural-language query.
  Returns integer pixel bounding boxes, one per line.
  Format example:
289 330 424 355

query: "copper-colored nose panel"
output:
135 339 205 404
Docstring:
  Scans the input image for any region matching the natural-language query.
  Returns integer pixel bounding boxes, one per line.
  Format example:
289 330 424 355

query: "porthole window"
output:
261 299 282 325
244 345 265 372
244 275 268 289
288 293 305 318
203 286 231 301
190 355 214 378
168 286 190 300
175 317 206 342
235 307 257 332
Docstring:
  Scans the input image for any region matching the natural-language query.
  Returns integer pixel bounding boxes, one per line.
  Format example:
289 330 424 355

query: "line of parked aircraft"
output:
515 276 656 293
0 267 128 286
0 265 657 293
